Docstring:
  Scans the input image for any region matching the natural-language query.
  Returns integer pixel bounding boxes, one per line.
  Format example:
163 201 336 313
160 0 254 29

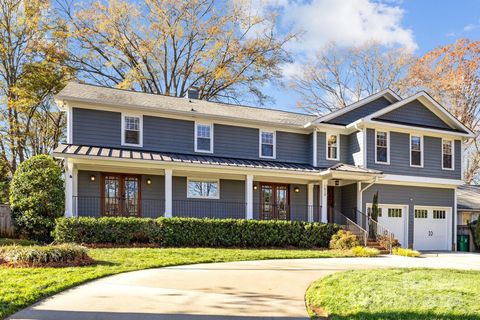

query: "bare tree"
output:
291 42 415 114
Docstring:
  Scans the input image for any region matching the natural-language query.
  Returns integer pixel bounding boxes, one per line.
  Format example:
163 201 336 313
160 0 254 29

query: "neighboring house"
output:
457 185 480 251
53 82 474 251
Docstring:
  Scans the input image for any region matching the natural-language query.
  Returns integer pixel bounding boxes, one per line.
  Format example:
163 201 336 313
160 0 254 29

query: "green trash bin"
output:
458 234 469 252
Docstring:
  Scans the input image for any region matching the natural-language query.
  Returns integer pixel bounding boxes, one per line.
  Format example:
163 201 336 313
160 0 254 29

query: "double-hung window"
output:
195 123 213 153
375 131 389 164
442 139 454 170
410 135 423 167
187 179 219 199
260 130 275 158
122 114 142 146
326 133 339 160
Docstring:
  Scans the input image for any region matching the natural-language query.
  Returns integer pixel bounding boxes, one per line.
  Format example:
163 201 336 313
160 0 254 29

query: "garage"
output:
414 206 451 251
367 204 408 247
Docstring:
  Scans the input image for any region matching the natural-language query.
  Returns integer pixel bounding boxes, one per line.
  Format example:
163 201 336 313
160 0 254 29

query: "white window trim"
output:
374 130 390 165
194 121 214 153
409 134 424 168
121 113 143 147
186 178 220 199
326 132 340 161
259 130 276 159
442 138 455 171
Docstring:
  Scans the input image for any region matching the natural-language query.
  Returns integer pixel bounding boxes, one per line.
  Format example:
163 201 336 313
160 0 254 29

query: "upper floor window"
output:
375 131 389 164
187 179 219 199
410 135 423 167
442 139 454 170
122 114 142 147
260 130 275 158
195 122 213 153
326 133 339 160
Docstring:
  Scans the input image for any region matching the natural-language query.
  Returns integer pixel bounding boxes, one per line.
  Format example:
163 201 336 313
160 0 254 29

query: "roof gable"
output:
325 96 392 125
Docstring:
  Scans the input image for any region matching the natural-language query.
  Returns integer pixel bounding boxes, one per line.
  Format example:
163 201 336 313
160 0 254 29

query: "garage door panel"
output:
414 207 450 251
368 205 407 248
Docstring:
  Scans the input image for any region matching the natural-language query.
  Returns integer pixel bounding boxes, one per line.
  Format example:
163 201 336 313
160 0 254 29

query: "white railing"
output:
332 208 368 246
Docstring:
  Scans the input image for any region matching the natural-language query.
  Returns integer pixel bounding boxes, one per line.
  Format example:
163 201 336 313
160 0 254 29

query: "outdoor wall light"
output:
253 185 258 190
90 175 96 182
294 187 300 193
146 178 152 185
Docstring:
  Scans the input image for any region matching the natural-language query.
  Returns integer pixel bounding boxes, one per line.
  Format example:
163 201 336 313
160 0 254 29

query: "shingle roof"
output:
329 163 382 174
458 185 480 211
56 82 315 128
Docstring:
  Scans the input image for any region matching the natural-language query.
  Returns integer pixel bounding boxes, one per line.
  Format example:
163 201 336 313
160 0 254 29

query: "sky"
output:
258 0 480 113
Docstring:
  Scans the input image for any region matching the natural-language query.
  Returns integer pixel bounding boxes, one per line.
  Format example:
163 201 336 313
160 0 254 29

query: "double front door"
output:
102 174 141 216
260 183 289 220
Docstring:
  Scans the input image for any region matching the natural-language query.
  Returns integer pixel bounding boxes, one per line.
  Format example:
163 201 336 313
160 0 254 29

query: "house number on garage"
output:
428 231 433 236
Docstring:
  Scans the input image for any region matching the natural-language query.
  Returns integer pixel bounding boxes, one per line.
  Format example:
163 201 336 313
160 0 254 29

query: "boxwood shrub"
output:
0 244 92 267
54 217 339 248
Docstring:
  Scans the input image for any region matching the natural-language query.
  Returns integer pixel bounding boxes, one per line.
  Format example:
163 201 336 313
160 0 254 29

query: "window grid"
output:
187 180 219 199
415 209 428 219
442 140 453 169
410 135 422 166
433 210 446 219
376 131 388 163
195 123 212 152
260 131 274 158
327 134 338 160
388 208 402 218
123 115 141 145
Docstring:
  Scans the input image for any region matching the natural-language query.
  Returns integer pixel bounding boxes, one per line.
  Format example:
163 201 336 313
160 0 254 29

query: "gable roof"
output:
308 88 401 126
56 82 316 129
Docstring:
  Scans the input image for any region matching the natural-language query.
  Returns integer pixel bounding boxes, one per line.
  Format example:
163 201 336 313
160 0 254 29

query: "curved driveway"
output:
9 253 480 320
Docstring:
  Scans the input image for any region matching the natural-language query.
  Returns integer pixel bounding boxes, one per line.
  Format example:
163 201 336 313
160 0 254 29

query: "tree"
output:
0 0 71 174
58 0 294 104
370 191 379 240
404 39 480 183
291 42 414 114
0 157 9 204
10 155 64 242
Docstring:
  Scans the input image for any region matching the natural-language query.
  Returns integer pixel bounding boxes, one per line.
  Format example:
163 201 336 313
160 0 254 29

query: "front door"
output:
102 174 141 216
327 186 335 222
260 183 289 220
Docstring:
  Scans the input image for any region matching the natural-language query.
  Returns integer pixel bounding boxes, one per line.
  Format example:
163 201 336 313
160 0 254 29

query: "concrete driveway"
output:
9 253 480 320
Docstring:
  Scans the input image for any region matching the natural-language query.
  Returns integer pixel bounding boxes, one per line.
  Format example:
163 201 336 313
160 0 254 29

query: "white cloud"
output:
464 23 479 32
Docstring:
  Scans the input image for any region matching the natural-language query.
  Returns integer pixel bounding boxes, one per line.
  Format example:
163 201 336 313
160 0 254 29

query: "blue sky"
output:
260 0 480 113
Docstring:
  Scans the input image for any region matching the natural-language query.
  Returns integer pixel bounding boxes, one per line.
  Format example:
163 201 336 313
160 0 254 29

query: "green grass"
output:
0 247 350 319
305 268 480 320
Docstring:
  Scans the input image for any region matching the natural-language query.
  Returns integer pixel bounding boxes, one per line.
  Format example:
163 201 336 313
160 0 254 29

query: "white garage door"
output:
414 207 451 251
367 204 407 247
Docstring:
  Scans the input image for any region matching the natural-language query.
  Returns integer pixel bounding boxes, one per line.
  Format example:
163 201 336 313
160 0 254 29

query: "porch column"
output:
307 183 314 222
320 179 328 223
64 160 76 218
245 175 254 219
164 169 172 218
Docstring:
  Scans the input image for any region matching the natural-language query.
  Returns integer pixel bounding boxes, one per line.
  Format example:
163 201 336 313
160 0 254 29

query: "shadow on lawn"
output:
317 311 480 320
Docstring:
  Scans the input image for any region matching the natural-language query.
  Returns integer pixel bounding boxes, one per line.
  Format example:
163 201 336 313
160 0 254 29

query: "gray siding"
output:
141 175 165 218
172 177 245 219
214 124 258 159
377 100 452 130
317 132 349 168
366 129 461 179
277 132 310 163
340 184 357 220
290 184 308 221
143 116 194 153
326 97 392 125
362 184 455 248
73 108 121 147
346 132 361 165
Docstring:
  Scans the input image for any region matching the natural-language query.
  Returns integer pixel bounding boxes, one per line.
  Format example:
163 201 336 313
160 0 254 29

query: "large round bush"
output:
10 155 64 242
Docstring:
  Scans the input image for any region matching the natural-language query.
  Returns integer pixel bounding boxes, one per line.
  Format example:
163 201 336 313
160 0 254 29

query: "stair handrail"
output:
354 208 395 253
332 208 368 246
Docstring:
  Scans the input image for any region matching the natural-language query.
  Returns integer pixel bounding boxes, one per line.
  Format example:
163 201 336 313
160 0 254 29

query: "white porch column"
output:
307 183 314 222
453 187 457 251
64 160 75 218
356 182 362 226
164 169 173 218
245 175 254 219
320 179 328 223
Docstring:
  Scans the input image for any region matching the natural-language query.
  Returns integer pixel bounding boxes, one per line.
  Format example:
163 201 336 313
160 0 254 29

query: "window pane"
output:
188 180 219 198
125 130 139 144
415 209 428 219
443 140 452 169
125 116 139 130
197 124 211 138
433 210 446 219
261 132 273 144
377 147 387 162
411 136 421 151
124 116 140 145
328 146 337 159
328 134 337 147
411 151 421 166
443 154 452 169
376 131 388 162
197 137 211 151
262 144 273 157
388 208 402 218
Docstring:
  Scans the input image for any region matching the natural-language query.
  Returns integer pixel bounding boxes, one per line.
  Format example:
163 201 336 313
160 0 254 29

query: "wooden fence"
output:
0 204 15 237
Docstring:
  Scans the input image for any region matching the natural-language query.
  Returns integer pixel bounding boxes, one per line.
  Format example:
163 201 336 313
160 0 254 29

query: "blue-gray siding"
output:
73 108 121 147
340 184 357 220
376 100 452 130
366 129 461 179
325 97 392 125
316 132 349 167
362 184 455 247
214 124 258 159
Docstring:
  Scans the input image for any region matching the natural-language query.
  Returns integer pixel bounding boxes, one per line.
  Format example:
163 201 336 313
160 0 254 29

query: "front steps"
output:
366 240 390 254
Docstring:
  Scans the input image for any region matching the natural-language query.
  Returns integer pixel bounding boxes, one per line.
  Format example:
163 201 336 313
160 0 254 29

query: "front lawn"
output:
306 268 480 319
0 247 351 319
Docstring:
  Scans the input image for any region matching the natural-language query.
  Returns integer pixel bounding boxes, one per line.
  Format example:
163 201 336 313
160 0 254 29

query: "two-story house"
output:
53 82 474 251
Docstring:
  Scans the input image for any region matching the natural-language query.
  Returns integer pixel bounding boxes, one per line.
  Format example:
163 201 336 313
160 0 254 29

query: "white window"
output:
326 133 339 160
187 179 219 199
259 130 275 158
388 208 402 218
375 130 389 164
195 123 213 153
410 135 423 167
122 114 142 146
442 139 454 170
414 209 428 219
433 210 446 219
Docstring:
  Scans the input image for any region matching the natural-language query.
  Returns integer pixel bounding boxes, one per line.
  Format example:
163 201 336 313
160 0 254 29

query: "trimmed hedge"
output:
0 244 92 267
54 217 339 248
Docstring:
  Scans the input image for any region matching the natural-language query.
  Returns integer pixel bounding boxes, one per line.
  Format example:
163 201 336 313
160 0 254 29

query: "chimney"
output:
186 86 200 100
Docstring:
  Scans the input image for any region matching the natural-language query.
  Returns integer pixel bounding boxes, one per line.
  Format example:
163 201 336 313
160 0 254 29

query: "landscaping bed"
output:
306 268 480 319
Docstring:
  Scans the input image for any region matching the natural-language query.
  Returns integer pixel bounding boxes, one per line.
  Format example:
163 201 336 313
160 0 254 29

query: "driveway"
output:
9 253 480 320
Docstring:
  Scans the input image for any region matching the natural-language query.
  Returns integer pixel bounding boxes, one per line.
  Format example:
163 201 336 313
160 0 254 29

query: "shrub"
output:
377 235 400 250
351 246 380 257
392 247 420 257
10 155 64 242
0 244 92 267
0 238 37 246
329 230 359 249
54 217 340 248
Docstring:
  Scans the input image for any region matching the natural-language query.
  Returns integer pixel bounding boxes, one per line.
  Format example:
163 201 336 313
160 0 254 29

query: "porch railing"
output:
332 208 367 246
254 203 321 222
354 209 395 253
73 196 165 218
